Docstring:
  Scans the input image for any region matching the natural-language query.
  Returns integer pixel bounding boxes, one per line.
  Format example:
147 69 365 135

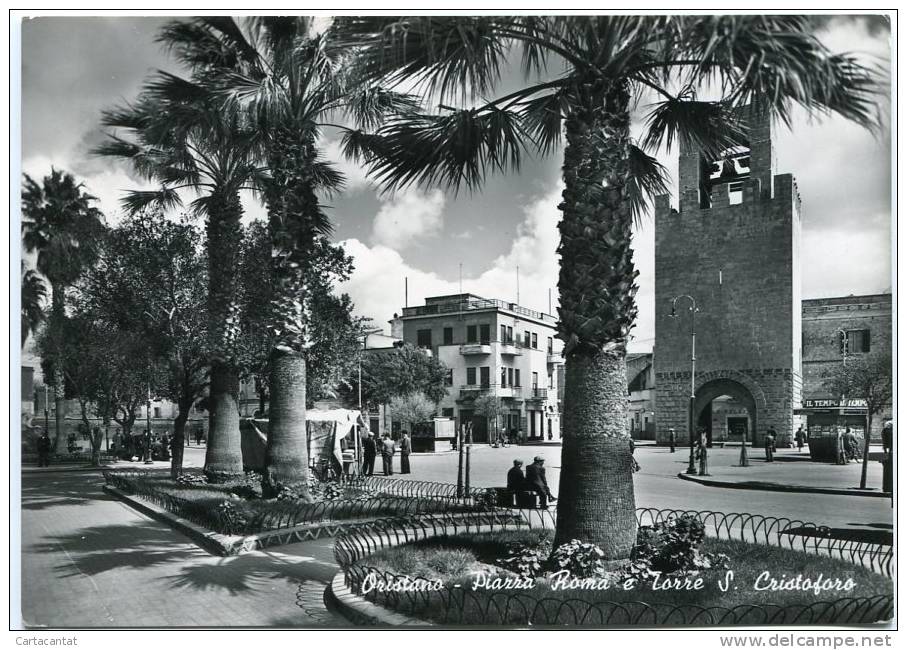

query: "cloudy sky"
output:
17 15 892 352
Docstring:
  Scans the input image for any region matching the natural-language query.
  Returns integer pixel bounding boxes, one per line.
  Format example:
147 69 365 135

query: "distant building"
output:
393 294 564 443
627 352 655 440
798 293 892 439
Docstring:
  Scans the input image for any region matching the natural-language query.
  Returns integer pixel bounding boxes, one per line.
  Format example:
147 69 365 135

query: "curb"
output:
326 570 433 627
103 485 373 556
677 472 893 498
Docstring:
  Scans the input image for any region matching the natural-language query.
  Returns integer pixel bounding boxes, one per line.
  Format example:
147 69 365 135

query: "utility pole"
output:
671 295 699 475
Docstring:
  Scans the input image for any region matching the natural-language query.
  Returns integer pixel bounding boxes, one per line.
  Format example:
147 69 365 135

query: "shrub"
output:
632 515 730 576
176 473 207 486
213 500 251 535
549 539 608 578
495 530 553 578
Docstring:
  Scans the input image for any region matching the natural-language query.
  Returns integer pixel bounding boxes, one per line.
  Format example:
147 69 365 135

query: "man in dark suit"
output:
381 433 396 476
506 459 524 492
362 432 377 476
37 430 52 467
400 432 412 474
525 456 556 508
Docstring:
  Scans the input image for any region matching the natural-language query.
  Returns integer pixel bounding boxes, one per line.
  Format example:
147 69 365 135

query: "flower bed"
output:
103 470 488 536
335 510 894 627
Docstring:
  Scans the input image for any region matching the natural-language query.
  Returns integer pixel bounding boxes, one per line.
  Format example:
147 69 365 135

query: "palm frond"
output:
641 96 747 158
626 144 669 223
309 160 345 194
347 106 531 193
343 86 423 131
518 89 569 155
120 189 184 215
672 16 882 130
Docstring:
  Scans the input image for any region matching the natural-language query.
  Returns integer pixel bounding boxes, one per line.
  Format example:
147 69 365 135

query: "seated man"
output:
525 456 556 508
507 460 525 492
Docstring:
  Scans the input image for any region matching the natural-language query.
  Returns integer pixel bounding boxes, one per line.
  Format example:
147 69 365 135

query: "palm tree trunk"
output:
553 82 637 558
171 398 191 480
260 131 321 499
51 284 66 452
860 411 873 489
204 190 244 481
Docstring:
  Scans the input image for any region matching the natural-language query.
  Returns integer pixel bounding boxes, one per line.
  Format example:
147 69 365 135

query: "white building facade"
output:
393 294 564 443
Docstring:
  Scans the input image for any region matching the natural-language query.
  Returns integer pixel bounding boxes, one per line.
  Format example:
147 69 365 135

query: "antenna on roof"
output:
459 262 463 294
516 266 520 304
405 276 408 308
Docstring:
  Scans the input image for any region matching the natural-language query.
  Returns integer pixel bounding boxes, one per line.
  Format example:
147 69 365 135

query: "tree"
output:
22 168 106 451
21 262 46 347
388 392 437 435
473 393 504 440
153 17 419 497
351 343 449 409
236 221 368 411
823 351 892 489
78 211 209 478
97 78 262 482
335 15 881 557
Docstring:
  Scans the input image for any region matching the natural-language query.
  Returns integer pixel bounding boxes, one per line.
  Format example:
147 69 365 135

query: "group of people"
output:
835 427 862 465
506 456 557 508
361 431 412 476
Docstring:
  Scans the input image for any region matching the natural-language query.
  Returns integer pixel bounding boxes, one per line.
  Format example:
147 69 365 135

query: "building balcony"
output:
526 388 548 400
499 340 524 356
458 384 493 400
460 343 492 355
547 353 563 364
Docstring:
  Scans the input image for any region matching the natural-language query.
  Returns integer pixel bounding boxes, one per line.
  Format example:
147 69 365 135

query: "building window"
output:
480 324 490 344
500 367 507 387
442 408 454 418
443 327 453 345
153 407 161 418
845 329 871 354
466 367 476 385
508 368 514 387
467 325 477 343
531 333 538 349
507 326 514 344
444 369 453 386
480 367 490 387
515 369 521 387
547 337 553 354
500 325 507 343
532 372 539 390
417 329 432 348
548 373 553 388
728 181 744 205
523 330 531 347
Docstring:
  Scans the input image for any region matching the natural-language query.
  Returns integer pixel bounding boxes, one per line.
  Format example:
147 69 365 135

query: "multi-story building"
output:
393 294 564 443
798 293 892 439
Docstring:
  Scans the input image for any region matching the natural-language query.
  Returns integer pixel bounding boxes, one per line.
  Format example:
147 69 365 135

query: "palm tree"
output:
22 168 106 451
333 15 880 557
156 17 417 497
96 82 263 481
21 262 47 347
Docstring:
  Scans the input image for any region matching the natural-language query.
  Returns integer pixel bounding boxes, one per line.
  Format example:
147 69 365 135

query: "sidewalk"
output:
676 445 889 497
20 470 350 628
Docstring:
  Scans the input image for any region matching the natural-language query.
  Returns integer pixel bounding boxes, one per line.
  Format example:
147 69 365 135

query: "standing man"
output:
668 428 676 453
400 432 412 474
362 432 377 476
525 456 556 508
381 433 396 476
764 427 776 462
37 429 52 467
794 426 805 453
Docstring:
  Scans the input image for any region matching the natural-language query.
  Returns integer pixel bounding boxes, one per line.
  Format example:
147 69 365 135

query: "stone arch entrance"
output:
694 378 757 446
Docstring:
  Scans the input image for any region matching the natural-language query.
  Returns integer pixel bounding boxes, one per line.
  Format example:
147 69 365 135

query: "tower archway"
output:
694 378 757 446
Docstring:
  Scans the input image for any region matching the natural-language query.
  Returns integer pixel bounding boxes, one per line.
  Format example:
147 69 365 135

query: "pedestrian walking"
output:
37 430 51 467
668 427 676 453
764 428 776 462
195 426 203 446
400 432 412 474
795 426 805 453
362 432 377 476
845 427 859 462
696 429 709 475
525 456 556 508
160 432 171 461
381 433 396 476
835 429 848 465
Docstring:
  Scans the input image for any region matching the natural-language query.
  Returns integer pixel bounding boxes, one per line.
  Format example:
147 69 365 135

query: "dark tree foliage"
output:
348 343 449 409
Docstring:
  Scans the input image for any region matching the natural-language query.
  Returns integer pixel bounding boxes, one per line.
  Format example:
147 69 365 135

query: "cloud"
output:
370 189 446 249
320 138 375 193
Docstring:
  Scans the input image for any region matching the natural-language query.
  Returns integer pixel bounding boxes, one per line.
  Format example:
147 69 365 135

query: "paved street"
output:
19 441 892 628
397 443 893 530
20 469 345 628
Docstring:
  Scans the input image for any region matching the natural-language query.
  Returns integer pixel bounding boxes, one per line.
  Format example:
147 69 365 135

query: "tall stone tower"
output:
654 106 802 446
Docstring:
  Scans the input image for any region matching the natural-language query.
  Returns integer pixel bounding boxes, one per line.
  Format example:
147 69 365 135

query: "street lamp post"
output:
670 295 699 475
144 380 154 464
